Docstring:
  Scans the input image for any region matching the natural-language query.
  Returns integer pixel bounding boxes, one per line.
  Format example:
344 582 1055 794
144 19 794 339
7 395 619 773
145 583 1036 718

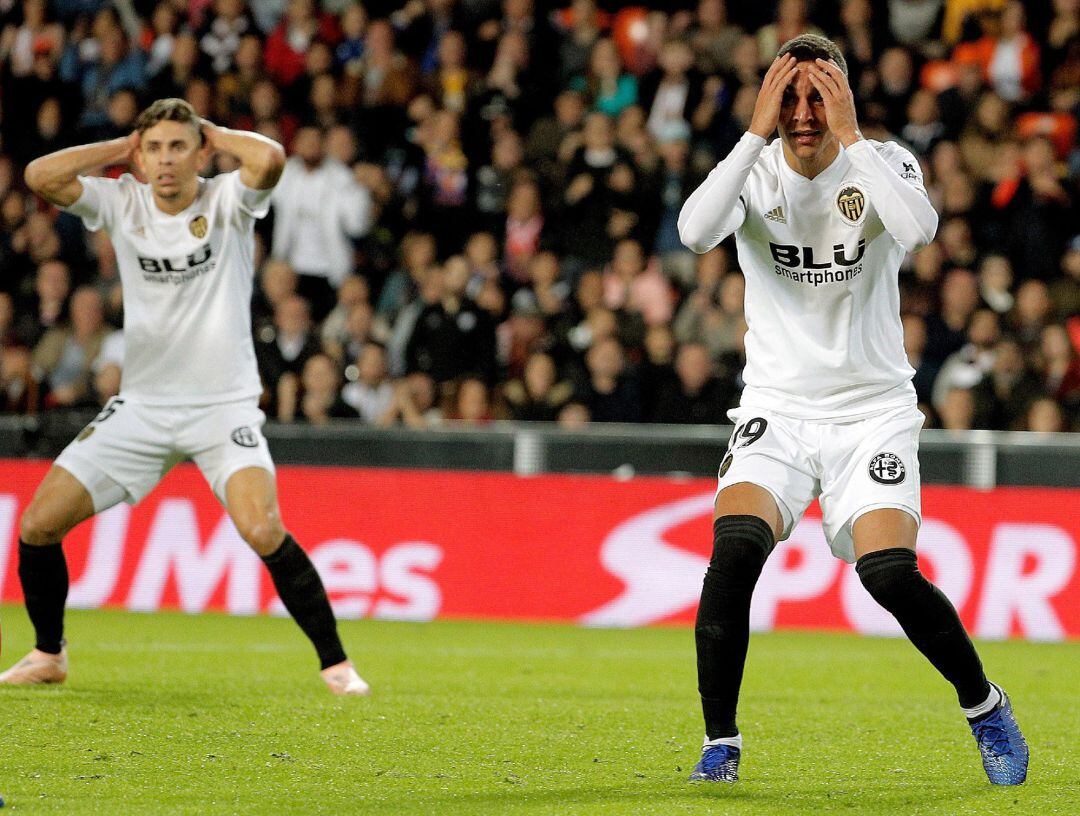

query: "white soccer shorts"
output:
55 397 276 512
716 404 924 562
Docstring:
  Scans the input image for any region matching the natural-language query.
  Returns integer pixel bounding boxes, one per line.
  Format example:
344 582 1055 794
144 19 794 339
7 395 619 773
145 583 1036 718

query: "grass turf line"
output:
0 605 1076 815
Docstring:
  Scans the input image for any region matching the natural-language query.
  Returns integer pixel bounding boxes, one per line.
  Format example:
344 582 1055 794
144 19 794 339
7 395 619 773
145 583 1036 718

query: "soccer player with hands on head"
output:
1 99 370 697
679 36 1028 785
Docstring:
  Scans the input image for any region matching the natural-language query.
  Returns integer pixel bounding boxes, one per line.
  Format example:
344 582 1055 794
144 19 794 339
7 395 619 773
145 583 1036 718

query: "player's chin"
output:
790 141 821 158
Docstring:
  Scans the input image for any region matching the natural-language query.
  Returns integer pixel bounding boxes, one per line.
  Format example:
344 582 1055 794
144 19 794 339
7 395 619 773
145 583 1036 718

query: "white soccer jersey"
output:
679 133 938 420
65 171 272 405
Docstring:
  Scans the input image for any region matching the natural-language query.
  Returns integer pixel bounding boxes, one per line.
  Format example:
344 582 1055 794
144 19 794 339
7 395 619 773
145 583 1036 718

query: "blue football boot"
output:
969 686 1029 785
688 742 741 783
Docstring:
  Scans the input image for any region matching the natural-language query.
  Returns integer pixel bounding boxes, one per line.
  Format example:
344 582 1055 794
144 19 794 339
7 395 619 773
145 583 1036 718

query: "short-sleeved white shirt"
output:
65 172 271 405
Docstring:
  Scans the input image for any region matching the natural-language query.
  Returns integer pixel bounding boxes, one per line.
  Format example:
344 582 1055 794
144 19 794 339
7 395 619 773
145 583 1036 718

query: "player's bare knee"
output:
19 504 69 546
238 516 286 556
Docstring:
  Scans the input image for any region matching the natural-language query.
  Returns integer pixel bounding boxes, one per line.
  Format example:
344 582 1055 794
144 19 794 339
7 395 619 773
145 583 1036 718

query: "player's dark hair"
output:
135 98 204 144
776 34 848 77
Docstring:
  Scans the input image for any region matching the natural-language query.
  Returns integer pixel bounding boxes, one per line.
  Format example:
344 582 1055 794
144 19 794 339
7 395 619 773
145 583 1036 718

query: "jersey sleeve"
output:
222 170 273 220
677 132 764 254
62 175 120 232
845 140 938 252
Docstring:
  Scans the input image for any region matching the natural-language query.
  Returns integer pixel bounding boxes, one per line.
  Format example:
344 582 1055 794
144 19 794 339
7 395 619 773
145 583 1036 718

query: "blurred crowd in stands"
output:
0 0 1077 432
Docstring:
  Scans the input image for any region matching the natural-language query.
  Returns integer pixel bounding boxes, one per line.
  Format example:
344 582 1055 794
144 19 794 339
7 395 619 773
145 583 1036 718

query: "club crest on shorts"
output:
189 215 208 238
231 426 258 447
868 452 905 484
719 453 733 478
836 185 866 224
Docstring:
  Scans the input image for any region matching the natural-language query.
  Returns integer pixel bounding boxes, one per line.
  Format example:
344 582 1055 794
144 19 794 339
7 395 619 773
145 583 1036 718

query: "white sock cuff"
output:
703 733 742 751
962 682 1002 720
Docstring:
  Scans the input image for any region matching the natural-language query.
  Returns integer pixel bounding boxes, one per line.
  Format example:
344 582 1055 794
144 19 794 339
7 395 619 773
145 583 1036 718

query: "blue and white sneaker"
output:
969 687 1029 785
689 743 741 783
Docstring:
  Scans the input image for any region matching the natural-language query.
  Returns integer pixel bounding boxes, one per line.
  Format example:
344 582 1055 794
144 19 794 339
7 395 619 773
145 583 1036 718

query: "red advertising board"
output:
0 460 1077 640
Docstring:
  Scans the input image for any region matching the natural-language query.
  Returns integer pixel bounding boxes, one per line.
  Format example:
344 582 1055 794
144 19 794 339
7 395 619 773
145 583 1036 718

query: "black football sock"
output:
17 541 69 654
696 515 774 740
261 535 348 670
856 548 990 709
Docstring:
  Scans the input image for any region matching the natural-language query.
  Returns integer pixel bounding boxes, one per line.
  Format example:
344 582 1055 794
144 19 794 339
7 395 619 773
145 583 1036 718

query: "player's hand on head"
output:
125 131 140 162
807 59 861 146
748 54 798 140
200 118 220 149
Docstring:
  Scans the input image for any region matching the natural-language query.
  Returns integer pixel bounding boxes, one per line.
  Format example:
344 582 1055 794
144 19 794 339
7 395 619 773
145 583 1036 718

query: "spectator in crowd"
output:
1037 323 1080 423
31 286 109 408
503 351 573 422
576 336 641 423
1049 238 1080 318
757 0 822 65
321 275 370 358
257 293 322 412
16 260 71 348
639 38 701 142
279 352 359 424
1009 279 1054 349
971 337 1043 430
688 0 744 76
0 343 35 414
0 0 64 79
931 308 1001 417
571 38 637 117
555 0 603 85
602 237 674 328
199 0 257 76
338 301 377 367
926 268 980 365
978 254 1015 314
557 400 590 428
650 342 733 424
448 376 492 424
1025 396 1066 433
378 371 443 428
342 340 394 424
264 0 336 89
149 32 201 101
61 24 146 136
903 312 938 412
271 126 373 321
502 175 544 282
405 263 496 385
253 258 299 332
938 385 977 431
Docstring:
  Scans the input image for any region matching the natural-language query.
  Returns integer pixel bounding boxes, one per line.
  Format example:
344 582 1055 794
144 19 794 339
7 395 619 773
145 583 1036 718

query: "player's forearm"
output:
845 141 939 252
678 132 764 254
24 138 130 203
209 126 286 189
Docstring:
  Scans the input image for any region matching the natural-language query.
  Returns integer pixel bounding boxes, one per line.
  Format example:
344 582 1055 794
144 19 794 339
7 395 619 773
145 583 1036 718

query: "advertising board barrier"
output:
1 461 1076 640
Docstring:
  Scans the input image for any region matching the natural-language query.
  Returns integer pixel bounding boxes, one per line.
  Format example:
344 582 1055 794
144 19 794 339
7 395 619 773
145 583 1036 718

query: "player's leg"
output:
853 510 992 708
852 511 1028 784
0 466 98 684
691 411 816 782
690 482 782 782
223 467 370 696
698 483 783 738
824 406 1027 784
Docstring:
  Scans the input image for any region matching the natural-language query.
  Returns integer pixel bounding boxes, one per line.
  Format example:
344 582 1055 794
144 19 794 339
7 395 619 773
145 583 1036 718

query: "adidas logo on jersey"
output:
763 206 786 223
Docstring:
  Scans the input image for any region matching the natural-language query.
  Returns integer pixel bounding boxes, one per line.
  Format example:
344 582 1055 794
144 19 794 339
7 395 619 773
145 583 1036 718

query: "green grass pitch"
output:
0 606 1077 815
